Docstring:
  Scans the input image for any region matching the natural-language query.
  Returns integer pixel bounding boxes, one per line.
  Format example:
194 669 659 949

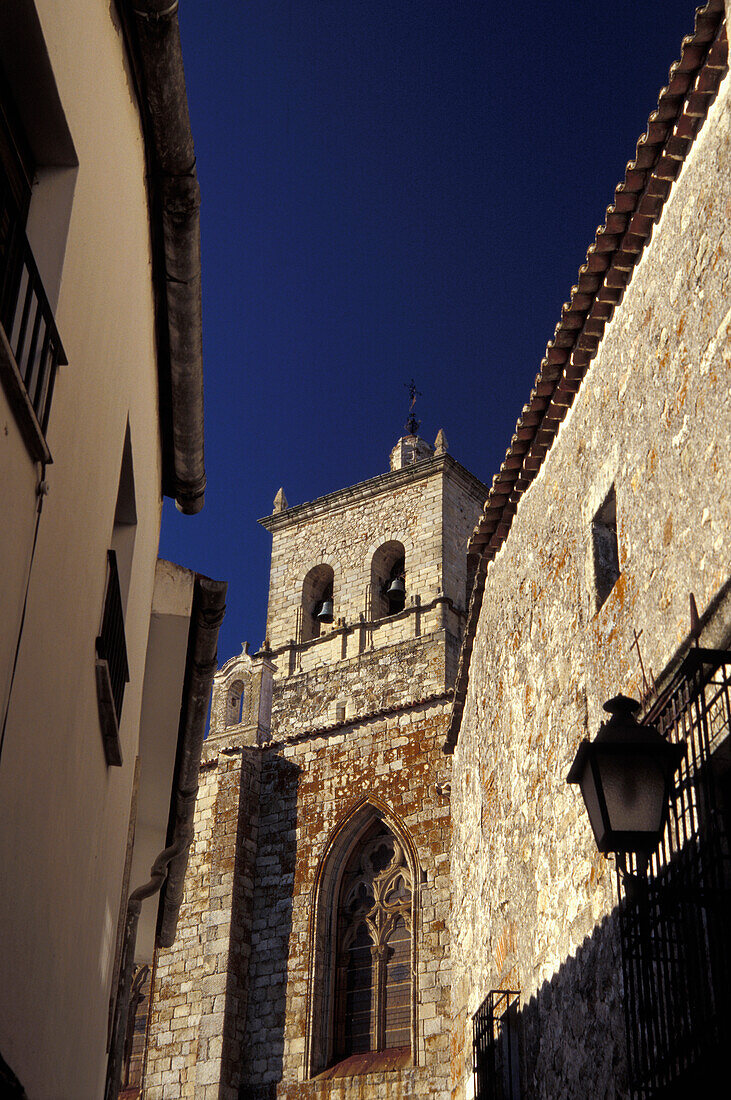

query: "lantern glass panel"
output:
578 758 607 850
596 746 667 837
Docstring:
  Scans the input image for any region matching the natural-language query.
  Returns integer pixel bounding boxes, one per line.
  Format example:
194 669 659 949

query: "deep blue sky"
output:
160 0 702 664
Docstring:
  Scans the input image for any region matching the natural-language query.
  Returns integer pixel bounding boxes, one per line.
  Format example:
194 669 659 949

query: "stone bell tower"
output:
143 430 487 1099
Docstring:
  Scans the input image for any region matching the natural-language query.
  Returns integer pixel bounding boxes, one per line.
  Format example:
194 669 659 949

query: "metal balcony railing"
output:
0 172 66 439
473 990 521 1100
618 648 731 1099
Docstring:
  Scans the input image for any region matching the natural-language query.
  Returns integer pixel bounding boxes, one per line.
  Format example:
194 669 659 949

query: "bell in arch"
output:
316 598 334 623
386 568 406 614
386 575 405 598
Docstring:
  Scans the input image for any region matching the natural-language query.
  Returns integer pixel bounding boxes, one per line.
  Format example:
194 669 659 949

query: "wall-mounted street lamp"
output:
567 694 685 857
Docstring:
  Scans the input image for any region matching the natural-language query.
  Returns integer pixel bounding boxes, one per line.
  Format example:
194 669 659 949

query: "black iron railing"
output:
473 990 520 1100
96 550 129 724
619 649 731 1098
0 172 66 435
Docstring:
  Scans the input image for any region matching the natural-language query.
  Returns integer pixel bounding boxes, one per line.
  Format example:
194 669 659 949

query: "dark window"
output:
110 423 137 605
592 487 620 609
225 680 246 727
342 922 373 1055
333 821 413 1062
95 433 135 766
473 990 521 1100
384 915 410 1048
96 550 130 725
0 62 34 219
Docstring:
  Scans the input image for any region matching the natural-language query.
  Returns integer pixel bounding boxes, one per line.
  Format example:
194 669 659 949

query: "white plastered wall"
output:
0 2 165 1096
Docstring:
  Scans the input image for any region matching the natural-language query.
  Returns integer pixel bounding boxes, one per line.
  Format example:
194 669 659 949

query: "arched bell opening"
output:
224 679 246 727
301 563 335 642
370 541 406 620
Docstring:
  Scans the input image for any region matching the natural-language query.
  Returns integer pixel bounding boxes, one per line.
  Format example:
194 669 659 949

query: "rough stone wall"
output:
242 700 453 1099
449 70 731 1100
441 473 485 614
144 743 262 1100
271 630 451 736
270 600 469 686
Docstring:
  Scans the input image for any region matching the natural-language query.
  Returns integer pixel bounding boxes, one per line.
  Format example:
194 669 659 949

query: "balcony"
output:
0 174 66 462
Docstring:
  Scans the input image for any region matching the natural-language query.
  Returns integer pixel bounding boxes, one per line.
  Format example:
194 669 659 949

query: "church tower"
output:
142 430 487 1099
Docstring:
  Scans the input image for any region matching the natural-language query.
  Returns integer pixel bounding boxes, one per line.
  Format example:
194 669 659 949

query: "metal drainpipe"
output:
104 811 194 1100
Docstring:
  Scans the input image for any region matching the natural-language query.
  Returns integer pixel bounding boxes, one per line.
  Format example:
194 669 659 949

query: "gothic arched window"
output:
306 804 419 1078
333 820 413 1060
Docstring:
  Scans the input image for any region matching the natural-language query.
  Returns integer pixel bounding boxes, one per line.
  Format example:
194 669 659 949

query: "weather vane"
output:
405 379 422 435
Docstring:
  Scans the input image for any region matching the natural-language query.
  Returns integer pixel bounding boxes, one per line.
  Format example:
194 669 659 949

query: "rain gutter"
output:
120 0 206 514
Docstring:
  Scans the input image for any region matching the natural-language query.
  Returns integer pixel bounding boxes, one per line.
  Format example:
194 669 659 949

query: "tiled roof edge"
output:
444 4 728 755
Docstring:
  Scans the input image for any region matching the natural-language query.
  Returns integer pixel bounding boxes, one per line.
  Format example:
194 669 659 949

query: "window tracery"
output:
334 822 413 1059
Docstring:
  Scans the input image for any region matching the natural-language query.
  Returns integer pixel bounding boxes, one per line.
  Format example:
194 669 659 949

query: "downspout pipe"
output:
105 828 193 1100
127 0 206 514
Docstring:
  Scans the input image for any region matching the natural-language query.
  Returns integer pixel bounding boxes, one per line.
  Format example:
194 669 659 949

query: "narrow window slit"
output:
592 486 620 609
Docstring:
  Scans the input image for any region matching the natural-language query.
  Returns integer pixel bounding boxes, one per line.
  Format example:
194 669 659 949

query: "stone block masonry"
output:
145 437 489 1098
146 698 455 1099
145 741 262 1100
448 50 731 1100
241 700 453 1097
260 453 487 660
270 630 451 738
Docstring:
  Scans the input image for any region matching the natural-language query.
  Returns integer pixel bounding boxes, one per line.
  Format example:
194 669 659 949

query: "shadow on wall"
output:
519 909 629 1100
471 905 629 1099
234 752 301 1099
485 842 731 1098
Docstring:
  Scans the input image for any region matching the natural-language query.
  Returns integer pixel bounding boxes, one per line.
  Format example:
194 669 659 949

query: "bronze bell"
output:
386 576 405 597
316 598 334 623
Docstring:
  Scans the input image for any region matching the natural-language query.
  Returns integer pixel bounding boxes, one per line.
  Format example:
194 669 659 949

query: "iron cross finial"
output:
405 379 422 435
